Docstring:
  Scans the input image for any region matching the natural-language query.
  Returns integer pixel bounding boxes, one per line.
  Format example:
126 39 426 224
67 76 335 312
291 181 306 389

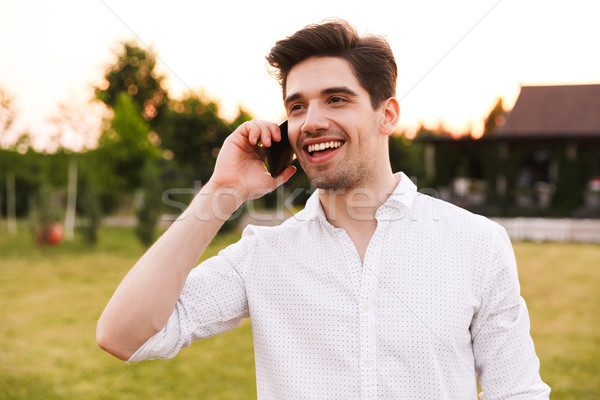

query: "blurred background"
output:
1 0 599 398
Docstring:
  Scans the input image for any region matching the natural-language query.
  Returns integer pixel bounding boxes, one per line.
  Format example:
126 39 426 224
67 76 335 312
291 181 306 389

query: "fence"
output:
105 214 600 244
493 218 600 243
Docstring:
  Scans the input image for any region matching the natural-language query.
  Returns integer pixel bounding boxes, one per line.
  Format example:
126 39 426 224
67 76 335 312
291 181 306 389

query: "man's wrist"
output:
189 181 246 222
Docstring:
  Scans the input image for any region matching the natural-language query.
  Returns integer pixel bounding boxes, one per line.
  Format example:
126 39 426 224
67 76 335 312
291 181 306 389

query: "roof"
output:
498 84 600 139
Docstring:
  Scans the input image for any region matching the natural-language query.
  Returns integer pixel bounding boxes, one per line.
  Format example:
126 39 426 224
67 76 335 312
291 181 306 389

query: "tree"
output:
388 133 425 181
0 87 18 234
90 93 162 245
0 86 16 146
158 94 241 184
93 92 160 200
135 161 163 247
95 42 168 130
482 97 506 137
78 181 102 245
48 95 105 152
48 96 105 240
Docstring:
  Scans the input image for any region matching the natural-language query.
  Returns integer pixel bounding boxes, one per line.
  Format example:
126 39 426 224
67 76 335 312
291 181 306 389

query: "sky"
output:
1 0 599 150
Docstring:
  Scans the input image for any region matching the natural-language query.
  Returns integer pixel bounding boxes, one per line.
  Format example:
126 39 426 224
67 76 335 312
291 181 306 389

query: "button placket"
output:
358 218 388 399
359 272 378 399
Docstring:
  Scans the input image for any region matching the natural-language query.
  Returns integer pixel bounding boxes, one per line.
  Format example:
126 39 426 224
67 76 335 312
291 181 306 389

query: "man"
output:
98 20 550 399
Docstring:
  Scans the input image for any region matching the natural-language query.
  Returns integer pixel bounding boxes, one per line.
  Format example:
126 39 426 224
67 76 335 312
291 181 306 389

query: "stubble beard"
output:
297 127 376 192
303 154 372 192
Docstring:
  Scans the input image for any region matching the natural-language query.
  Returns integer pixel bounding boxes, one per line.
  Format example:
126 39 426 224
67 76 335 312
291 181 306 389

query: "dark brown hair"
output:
266 19 397 110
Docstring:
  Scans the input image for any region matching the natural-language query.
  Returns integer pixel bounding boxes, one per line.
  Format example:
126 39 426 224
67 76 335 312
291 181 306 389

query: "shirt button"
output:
363 359 373 367
362 303 371 312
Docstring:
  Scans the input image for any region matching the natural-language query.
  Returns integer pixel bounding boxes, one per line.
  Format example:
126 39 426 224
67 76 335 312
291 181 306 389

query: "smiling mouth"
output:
305 140 344 156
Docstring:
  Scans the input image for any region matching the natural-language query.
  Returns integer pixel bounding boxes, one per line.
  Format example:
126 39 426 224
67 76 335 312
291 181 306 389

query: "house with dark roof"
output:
416 84 600 217
499 84 600 140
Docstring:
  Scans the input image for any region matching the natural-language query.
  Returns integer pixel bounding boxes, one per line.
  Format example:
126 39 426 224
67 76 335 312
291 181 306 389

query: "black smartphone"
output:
265 120 294 178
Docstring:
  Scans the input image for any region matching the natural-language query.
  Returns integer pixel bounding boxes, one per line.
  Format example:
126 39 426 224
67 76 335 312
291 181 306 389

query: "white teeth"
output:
308 141 342 154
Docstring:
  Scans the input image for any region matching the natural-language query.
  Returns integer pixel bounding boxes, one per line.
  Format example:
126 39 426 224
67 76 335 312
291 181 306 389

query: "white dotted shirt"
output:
130 172 550 399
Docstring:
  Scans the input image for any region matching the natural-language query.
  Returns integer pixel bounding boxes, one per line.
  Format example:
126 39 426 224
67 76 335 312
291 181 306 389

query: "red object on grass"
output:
35 222 64 246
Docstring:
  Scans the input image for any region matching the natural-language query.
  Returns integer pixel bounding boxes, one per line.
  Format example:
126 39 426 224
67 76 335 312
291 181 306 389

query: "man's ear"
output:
379 97 400 136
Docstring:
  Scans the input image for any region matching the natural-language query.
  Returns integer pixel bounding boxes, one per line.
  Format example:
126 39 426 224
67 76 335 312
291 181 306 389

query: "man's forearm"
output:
96 182 242 361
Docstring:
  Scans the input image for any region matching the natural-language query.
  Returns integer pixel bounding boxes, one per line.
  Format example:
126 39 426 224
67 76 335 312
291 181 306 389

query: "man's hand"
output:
208 120 296 206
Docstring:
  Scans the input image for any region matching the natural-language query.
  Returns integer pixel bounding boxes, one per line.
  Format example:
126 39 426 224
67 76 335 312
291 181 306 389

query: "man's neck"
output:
317 171 398 263
318 171 399 230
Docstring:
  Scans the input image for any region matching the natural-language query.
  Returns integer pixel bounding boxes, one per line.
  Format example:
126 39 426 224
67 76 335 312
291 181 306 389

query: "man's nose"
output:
301 103 329 134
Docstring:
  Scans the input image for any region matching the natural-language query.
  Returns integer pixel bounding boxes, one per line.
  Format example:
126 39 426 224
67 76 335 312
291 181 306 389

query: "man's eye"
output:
330 97 346 103
290 104 303 112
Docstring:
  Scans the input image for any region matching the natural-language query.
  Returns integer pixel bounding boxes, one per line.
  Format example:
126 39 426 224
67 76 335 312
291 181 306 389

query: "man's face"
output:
284 57 386 191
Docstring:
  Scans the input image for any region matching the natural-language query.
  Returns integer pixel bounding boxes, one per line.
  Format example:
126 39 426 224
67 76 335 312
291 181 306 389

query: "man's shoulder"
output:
411 192 506 238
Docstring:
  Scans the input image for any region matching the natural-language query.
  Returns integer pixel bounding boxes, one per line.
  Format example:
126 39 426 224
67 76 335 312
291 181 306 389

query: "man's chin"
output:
308 172 350 192
308 176 334 190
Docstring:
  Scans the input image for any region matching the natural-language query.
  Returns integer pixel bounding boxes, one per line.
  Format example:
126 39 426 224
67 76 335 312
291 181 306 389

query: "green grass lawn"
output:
0 225 598 399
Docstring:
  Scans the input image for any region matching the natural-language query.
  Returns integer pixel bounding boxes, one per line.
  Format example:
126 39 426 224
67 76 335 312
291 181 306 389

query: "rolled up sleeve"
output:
128 243 250 362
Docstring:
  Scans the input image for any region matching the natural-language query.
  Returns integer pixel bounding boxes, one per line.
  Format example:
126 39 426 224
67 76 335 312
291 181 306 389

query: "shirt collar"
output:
385 172 418 211
300 171 418 223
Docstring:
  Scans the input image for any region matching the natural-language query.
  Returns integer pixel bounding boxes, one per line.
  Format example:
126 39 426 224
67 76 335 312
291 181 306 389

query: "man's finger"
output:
275 165 297 186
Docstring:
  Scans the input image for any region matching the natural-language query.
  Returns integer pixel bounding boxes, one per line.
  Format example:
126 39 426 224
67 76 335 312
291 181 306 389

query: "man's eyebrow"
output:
284 86 358 105
322 86 358 97
284 92 302 106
